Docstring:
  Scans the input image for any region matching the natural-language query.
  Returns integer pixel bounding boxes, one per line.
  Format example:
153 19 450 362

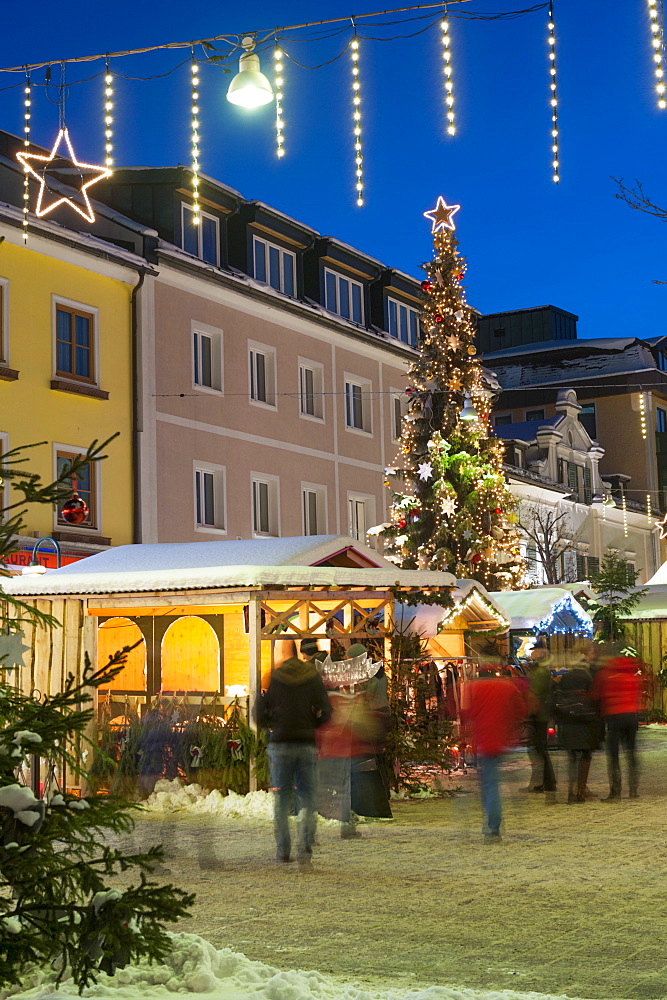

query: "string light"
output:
191 57 201 224
274 45 285 158
547 3 560 183
103 59 113 170
622 491 629 537
350 35 364 206
647 491 653 526
441 9 455 136
536 595 593 636
21 70 31 242
639 390 648 439
647 0 667 109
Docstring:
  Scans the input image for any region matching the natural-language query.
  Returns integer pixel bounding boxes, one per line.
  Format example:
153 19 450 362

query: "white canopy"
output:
488 587 593 634
2 535 456 597
645 560 667 586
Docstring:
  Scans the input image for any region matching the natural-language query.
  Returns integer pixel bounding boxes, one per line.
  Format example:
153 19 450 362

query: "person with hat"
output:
256 637 331 867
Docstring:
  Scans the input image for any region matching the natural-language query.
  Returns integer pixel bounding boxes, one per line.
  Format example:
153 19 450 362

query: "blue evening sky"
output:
0 1 664 340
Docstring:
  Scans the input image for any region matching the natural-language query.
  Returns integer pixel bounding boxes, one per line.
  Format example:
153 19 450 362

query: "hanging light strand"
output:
350 33 364 206
622 491 629 537
547 3 560 183
190 54 201 223
639 390 648 439
103 58 113 170
441 7 455 136
21 70 31 242
647 491 653 525
647 0 667 109
274 44 285 158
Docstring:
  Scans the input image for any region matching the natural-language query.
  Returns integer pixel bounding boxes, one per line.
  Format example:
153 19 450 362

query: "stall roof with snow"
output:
488 588 593 636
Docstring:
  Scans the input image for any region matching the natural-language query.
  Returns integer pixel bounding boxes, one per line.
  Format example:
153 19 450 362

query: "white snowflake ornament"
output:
417 462 433 482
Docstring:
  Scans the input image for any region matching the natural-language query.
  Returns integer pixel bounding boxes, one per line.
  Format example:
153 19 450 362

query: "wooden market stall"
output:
2 535 456 740
488 587 594 661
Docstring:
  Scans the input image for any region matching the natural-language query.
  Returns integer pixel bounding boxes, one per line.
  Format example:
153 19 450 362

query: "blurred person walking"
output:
256 638 331 866
525 641 557 799
591 645 644 800
554 662 598 804
461 664 526 842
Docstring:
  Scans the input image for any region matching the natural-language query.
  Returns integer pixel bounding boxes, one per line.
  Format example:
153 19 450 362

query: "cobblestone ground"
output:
110 729 667 1000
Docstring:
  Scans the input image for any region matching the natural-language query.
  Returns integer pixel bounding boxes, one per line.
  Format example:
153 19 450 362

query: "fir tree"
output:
585 551 646 643
381 198 525 589
0 441 194 989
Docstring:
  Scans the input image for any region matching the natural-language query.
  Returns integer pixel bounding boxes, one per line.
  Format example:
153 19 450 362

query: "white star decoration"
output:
423 195 460 233
441 496 457 517
16 129 111 224
658 512 667 540
0 629 30 670
418 462 433 481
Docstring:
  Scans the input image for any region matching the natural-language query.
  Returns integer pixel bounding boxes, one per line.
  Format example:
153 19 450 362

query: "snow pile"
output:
6 931 582 1000
142 781 275 820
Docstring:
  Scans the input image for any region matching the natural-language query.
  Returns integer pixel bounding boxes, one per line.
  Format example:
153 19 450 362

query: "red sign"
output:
2 549 85 572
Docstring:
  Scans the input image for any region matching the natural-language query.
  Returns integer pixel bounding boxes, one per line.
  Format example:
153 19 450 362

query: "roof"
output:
620 585 667 619
480 305 579 321
1 535 457 597
488 588 593 633
645 560 667 586
393 580 510 637
494 416 561 442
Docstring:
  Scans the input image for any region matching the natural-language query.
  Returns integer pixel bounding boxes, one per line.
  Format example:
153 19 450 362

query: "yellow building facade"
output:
0 213 145 564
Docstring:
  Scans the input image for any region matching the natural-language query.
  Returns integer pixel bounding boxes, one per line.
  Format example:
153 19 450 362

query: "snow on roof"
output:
645 560 667 586
393 581 509 637
2 535 456 597
620 585 667 619
488 588 592 632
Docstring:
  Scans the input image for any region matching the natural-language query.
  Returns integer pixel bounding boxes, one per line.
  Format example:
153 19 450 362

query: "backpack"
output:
554 688 597 724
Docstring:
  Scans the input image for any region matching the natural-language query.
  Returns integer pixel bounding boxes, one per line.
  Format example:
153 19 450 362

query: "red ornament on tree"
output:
471 553 482 564
494 508 502 514
397 519 407 530
60 493 89 525
456 272 464 280
434 314 444 323
420 279 432 292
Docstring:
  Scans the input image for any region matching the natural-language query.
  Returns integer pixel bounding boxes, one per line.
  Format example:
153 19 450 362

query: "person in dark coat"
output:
256 638 332 866
525 643 557 798
554 665 598 804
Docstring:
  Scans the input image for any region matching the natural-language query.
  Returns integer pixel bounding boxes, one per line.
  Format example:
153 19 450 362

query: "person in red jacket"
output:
591 646 645 800
460 665 526 841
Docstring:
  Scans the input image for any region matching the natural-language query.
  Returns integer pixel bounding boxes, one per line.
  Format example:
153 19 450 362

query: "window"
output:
253 236 296 296
252 475 279 536
302 484 326 535
324 269 364 324
348 493 376 543
249 343 276 407
525 409 545 422
658 350 667 372
579 402 597 439
56 450 95 529
193 324 223 392
587 556 600 577
194 464 226 531
391 391 407 441
387 298 419 346
298 361 324 420
657 407 667 433
55 304 95 382
494 414 513 427
345 377 372 433
181 204 219 265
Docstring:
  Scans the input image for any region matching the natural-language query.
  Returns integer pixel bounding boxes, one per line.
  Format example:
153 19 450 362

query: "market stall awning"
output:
488 588 593 635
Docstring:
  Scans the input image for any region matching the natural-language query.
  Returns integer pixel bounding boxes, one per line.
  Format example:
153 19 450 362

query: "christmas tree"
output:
380 197 525 589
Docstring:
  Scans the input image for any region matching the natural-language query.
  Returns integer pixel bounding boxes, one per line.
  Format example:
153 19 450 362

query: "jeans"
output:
477 753 502 836
606 713 639 795
268 742 318 860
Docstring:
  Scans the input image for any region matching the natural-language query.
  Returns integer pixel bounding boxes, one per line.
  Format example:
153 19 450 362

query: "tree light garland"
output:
647 0 667 109
274 45 285 158
350 36 364 206
441 11 455 136
190 58 201 223
103 60 113 169
547 3 560 183
21 72 31 243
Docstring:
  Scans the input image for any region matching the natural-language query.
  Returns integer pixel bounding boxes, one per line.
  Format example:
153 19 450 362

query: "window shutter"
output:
568 462 579 498
583 467 592 505
576 554 587 580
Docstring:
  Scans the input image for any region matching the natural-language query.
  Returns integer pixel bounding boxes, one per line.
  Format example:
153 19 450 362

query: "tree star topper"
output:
423 195 460 233
16 129 111 225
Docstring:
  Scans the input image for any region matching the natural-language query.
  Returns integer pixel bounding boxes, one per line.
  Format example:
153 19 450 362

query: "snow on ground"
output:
142 780 342 826
8 931 581 1000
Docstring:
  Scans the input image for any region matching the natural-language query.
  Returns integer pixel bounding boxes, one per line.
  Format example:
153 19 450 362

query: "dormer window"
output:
253 236 295 296
182 204 219 265
387 298 419 346
324 268 364 324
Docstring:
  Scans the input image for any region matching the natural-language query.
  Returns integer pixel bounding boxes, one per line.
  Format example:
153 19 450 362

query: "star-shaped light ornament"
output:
658 512 667 540
423 196 460 233
16 129 111 225
0 629 30 670
418 462 433 482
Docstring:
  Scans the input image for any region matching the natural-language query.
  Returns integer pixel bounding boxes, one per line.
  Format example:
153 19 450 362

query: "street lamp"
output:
226 37 274 109
460 393 478 422
22 536 61 575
